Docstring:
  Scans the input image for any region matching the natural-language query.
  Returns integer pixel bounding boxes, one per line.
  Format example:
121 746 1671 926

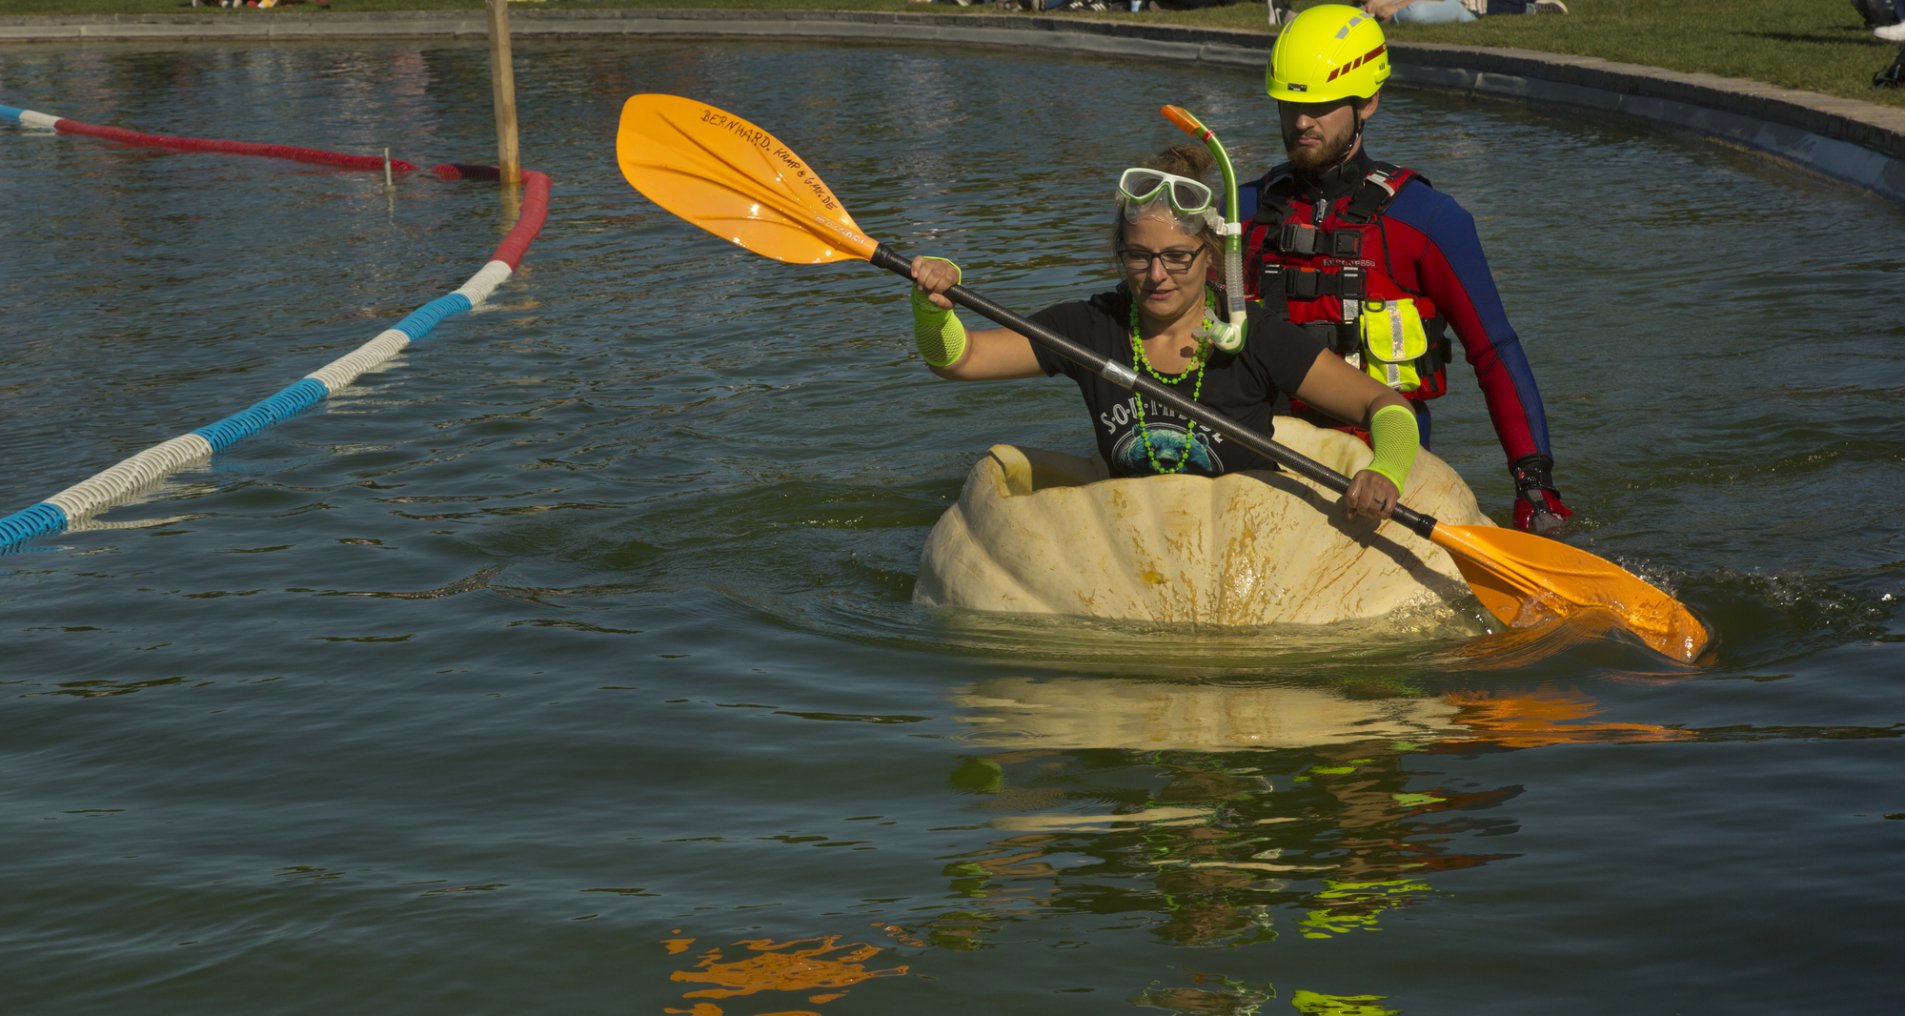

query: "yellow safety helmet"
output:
1266 4 1391 104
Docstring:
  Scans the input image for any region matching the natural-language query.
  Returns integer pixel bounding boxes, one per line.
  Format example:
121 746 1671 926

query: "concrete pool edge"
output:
2 8 1901 205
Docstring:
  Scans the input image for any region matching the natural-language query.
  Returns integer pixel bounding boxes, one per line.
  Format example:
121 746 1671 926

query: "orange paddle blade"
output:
615 94 878 265
1431 523 1710 663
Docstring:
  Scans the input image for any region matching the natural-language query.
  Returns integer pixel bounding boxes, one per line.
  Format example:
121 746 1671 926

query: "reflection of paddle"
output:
615 93 1711 664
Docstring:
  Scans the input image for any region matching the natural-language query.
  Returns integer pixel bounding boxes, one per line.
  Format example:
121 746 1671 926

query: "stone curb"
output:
3 8 1900 203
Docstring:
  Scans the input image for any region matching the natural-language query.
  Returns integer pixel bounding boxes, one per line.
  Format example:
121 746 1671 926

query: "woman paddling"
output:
906 145 1421 521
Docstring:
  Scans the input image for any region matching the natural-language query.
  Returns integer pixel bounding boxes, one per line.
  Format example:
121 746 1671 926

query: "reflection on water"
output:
932 675 1695 1008
954 676 1469 752
663 929 911 1014
928 741 1474 1003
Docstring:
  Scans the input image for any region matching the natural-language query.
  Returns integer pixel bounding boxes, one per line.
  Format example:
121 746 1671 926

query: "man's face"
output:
1278 96 1372 174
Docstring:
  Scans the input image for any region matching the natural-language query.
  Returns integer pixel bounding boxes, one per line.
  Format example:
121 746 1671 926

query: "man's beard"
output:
1284 123 1357 175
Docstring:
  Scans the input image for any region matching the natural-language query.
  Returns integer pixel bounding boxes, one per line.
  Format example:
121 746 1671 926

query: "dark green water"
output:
2 36 1902 1016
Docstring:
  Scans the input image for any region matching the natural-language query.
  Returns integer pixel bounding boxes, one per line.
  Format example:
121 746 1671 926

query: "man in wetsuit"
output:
1240 3 1572 534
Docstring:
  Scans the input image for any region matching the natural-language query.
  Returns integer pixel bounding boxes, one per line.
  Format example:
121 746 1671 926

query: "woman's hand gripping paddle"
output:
615 93 1713 664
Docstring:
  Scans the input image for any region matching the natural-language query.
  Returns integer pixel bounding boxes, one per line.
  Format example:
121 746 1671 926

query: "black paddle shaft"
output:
872 244 1439 539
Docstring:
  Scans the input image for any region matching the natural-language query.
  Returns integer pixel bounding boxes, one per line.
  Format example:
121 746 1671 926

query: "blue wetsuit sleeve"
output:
1233 181 1259 223
1385 186 1554 466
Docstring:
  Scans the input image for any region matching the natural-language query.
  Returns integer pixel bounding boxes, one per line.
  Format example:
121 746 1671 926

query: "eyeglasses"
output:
1117 167 1214 216
1117 246 1206 275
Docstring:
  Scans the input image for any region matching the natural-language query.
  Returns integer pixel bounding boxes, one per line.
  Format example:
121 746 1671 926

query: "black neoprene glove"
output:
1511 454 1572 537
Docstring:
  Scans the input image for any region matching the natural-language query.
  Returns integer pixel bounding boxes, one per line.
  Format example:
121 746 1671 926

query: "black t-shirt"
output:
1029 288 1329 477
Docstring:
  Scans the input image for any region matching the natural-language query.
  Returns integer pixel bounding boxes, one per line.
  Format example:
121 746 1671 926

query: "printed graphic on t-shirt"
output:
1111 422 1222 476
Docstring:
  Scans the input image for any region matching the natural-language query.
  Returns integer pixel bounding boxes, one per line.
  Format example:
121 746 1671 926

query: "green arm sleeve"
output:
1364 403 1420 495
910 257 968 368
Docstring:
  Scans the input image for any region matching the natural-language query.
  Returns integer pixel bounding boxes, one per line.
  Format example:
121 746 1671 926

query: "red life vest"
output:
1244 162 1452 402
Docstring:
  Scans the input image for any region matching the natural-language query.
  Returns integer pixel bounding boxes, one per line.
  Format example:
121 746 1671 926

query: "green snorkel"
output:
1161 105 1247 354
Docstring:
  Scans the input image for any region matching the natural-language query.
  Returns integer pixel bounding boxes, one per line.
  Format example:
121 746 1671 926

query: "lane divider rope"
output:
0 103 551 552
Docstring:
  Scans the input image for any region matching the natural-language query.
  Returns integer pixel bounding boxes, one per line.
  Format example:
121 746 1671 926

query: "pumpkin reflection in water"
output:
927 678 1689 1008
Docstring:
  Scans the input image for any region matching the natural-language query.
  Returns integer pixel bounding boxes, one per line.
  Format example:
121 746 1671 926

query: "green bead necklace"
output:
1128 293 1211 476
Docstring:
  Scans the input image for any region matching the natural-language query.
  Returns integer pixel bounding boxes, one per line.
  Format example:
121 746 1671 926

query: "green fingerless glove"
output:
910 257 968 367
1364 403 1420 495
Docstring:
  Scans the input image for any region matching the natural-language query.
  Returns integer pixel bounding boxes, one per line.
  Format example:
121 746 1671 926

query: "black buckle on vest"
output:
1285 267 1321 300
1278 222 1363 258
1278 221 1322 256
1338 266 1365 302
1258 262 1281 301
1263 264 1365 302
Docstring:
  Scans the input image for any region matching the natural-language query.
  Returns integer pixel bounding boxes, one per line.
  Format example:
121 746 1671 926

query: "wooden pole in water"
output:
486 0 522 186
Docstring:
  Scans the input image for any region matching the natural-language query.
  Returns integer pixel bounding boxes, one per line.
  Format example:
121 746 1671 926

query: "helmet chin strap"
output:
1342 105 1366 169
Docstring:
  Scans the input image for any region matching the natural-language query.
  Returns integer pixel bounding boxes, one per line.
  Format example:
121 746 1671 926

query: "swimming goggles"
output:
1117 168 1215 220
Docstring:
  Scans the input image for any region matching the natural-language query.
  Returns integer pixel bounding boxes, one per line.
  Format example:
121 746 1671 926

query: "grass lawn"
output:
6 0 1902 108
